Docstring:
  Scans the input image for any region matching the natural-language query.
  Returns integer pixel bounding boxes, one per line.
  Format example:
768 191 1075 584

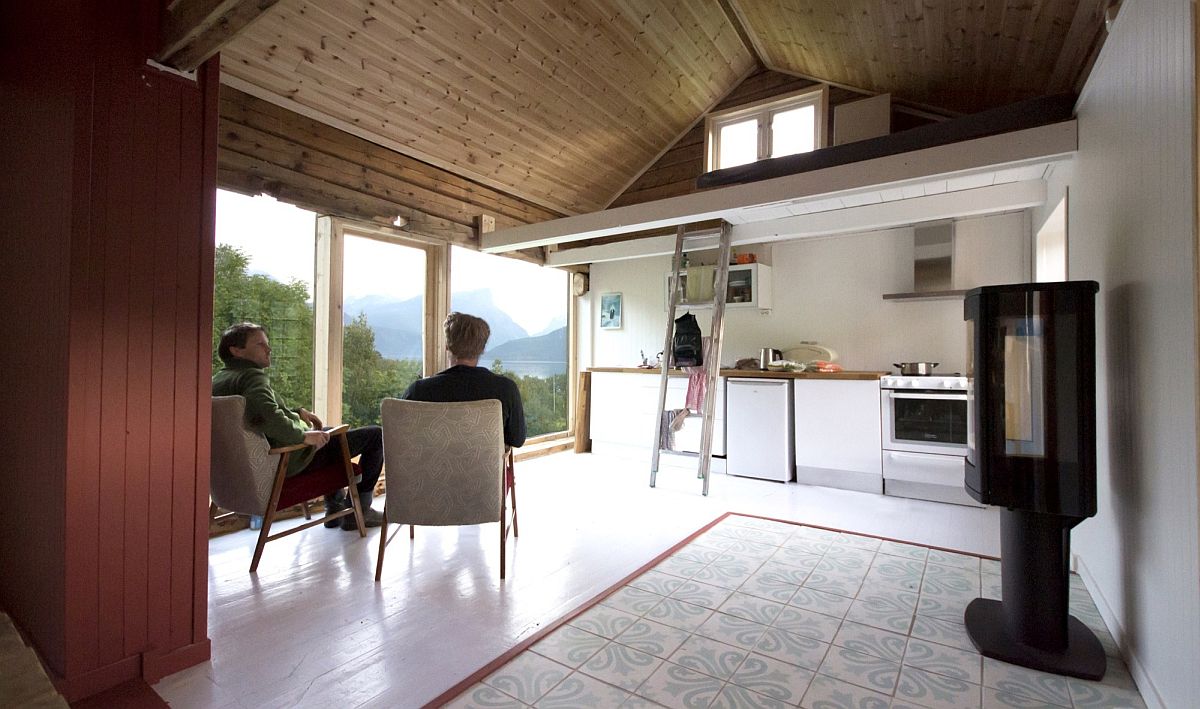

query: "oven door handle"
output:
888 392 967 401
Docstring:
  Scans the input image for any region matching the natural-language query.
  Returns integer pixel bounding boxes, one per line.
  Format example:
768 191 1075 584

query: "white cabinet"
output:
793 379 883 493
589 372 725 459
665 263 772 310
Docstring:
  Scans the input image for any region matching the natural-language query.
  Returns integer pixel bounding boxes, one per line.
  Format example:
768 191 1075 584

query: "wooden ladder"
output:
650 221 732 496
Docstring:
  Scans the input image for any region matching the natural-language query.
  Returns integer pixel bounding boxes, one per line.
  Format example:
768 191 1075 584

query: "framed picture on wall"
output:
599 293 623 330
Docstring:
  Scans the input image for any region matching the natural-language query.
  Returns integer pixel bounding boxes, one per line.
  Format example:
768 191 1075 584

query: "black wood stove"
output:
962 280 1105 680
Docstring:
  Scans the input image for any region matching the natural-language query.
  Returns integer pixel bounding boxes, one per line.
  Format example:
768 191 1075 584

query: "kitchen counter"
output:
588 367 888 381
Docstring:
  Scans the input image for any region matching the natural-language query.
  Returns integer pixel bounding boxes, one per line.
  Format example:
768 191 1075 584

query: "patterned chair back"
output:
380 398 504 526
210 395 281 515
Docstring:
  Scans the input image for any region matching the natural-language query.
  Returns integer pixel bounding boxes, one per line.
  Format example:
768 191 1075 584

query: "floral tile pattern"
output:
446 515 1146 709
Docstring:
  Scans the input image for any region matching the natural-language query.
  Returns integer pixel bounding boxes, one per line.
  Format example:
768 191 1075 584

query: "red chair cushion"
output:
277 461 362 510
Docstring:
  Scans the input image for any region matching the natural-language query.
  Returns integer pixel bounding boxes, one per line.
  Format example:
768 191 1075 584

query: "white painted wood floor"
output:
154 451 1000 708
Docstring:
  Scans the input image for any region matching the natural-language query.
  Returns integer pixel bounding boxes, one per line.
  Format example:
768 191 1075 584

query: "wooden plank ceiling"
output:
220 0 757 216
729 0 1108 116
218 0 1107 224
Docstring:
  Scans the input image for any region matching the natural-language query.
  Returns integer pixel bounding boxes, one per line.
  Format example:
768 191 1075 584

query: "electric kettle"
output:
759 348 783 369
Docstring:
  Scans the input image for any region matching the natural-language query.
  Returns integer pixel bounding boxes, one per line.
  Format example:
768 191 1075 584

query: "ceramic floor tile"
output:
634 661 724 709
720 592 788 625
666 634 748 681
737 516 802 535
980 573 1002 601
602 586 667 616
579 642 662 691
818 548 876 573
615 619 692 660
629 570 687 597
533 672 631 708
712 524 790 546
760 559 820 586
773 605 844 642
754 627 831 671
675 541 727 562
1067 676 1148 708
531 625 610 668
692 559 760 589
787 587 854 619
915 588 976 623
739 572 802 604
877 540 930 562
720 540 780 563
729 652 816 705
817 646 901 694
980 558 1001 575
926 549 981 572
712 682 791 709
482 652 571 705
693 611 770 650
982 657 1071 707
569 605 641 639
832 621 908 663
795 526 842 543
909 615 976 653
444 683 530 709
644 597 714 633
669 578 735 610
981 685 1065 708
619 695 668 708
920 564 981 597
832 532 883 552
894 665 981 709
799 673 891 709
803 568 866 598
862 557 925 594
777 538 831 559
902 637 982 684
654 555 707 579
843 596 916 636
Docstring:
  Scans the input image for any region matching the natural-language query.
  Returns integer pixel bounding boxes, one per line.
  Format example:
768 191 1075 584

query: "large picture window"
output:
212 191 316 410
451 247 569 438
705 86 828 171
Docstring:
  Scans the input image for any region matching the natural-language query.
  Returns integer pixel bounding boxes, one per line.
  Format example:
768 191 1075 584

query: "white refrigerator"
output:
725 378 794 481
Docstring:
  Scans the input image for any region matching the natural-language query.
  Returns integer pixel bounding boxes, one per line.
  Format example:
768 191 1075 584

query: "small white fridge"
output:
725 377 794 481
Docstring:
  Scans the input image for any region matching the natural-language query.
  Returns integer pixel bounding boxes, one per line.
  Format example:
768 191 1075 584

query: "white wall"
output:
1050 1 1200 706
589 212 1026 374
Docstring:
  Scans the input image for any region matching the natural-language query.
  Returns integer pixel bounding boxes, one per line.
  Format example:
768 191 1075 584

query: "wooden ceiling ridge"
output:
158 0 281 70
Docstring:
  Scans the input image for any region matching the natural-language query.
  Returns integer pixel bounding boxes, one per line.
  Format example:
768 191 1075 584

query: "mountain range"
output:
343 289 566 368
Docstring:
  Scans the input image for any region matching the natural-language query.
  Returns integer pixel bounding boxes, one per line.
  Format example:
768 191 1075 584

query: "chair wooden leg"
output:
409 524 415 540
374 510 389 582
500 511 506 580
251 454 291 573
338 432 366 537
302 501 312 520
509 473 518 538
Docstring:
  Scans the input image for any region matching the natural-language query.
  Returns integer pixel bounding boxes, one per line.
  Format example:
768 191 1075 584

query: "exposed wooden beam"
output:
546 180 1047 267
483 120 1076 253
717 0 768 68
157 0 279 71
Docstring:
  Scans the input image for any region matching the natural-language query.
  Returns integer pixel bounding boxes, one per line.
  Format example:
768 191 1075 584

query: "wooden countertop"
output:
588 367 887 381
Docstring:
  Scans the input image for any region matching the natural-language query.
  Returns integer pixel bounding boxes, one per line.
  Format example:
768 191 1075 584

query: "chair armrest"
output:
269 442 309 455
327 424 351 437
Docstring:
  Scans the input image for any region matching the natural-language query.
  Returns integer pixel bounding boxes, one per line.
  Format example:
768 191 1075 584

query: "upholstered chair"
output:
210 395 365 572
375 398 518 581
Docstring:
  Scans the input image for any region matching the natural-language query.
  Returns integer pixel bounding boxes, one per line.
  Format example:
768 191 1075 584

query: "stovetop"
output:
880 374 969 390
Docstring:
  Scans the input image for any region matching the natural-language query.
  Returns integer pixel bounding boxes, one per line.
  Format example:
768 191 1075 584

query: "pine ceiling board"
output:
736 0 1102 114
222 0 752 215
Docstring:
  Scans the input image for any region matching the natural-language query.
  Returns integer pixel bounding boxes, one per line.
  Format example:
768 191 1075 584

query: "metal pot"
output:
759 348 783 369
893 361 940 376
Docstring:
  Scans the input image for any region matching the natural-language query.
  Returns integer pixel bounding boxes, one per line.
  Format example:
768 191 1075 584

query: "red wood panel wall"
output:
0 0 217 700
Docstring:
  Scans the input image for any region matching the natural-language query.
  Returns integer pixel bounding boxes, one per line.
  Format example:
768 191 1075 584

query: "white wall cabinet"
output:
666 263 772 310
589 372 725 461
793 379 883 493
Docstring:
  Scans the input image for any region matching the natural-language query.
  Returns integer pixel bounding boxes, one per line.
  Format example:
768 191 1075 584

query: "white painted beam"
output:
484 120 1076 253
545 179 1046 267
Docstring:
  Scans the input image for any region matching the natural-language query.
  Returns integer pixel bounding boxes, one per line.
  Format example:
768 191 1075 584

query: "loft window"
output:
705 86 828 172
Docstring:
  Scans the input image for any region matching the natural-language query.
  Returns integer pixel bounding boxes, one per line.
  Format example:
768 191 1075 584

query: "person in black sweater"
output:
401 312 527 448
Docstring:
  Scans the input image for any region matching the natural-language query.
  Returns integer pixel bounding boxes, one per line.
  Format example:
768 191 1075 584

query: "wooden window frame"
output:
704 86 829 172
313 215 450 425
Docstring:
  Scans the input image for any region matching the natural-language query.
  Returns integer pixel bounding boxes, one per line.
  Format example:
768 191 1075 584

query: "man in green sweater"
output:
212 322 384 528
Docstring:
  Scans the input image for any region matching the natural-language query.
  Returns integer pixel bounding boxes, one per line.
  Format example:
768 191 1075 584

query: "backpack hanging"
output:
673 312 703 367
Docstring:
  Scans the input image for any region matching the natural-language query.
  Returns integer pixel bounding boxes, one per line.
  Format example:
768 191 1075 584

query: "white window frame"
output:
704 86 829 172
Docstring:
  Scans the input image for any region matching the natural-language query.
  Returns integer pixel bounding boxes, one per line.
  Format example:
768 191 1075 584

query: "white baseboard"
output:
1073 555 1167 709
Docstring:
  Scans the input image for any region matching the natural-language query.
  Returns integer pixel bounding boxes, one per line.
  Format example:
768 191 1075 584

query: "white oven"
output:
880 375 979 506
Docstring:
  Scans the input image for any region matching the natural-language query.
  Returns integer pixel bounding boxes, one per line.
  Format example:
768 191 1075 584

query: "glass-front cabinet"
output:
665 262 772 310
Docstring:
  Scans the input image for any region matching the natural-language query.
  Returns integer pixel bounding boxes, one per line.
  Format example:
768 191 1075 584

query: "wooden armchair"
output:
375 398 518 581
210 395 366 573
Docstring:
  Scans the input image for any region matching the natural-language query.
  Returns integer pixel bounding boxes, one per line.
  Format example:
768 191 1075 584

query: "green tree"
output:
341 313 422 427
212 244 314 409
492 359 569 438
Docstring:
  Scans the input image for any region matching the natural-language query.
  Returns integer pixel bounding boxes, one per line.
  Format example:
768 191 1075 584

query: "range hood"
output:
883 221 962 300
